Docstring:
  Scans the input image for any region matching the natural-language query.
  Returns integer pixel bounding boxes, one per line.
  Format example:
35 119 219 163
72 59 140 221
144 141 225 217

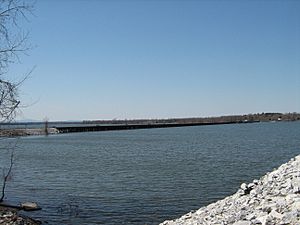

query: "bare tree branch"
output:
0 0 33 73
0 0 33 122
0 139 18 202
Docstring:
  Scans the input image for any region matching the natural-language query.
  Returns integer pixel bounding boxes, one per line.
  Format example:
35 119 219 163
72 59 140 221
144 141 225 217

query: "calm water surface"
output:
0 122 299 224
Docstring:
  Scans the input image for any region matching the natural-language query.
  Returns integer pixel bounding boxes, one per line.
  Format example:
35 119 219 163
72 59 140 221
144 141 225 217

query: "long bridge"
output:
55 121 255 133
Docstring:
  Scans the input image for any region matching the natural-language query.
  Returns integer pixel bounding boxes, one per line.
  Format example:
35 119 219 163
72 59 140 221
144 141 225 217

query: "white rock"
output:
245 213 255 220
292 201 300 210
256 215 268 225
253 179 259 185
240 183 248 190
293 185 300 193
269 209 283 220
20 202 40 211
233 221 251 225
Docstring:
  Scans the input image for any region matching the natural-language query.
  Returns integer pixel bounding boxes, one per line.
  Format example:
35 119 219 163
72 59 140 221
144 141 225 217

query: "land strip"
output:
55 121 255 134
1 112 299 137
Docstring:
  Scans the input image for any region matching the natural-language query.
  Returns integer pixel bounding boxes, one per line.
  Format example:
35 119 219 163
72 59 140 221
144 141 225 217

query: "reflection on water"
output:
0 122 299 224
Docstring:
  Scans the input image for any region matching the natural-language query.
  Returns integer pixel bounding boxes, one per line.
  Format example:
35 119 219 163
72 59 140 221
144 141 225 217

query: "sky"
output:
9 0 300 121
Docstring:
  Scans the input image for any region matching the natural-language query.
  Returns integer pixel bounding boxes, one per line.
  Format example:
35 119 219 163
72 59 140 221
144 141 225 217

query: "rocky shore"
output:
160 155 300 225
0 206 40 225
0 128 59 137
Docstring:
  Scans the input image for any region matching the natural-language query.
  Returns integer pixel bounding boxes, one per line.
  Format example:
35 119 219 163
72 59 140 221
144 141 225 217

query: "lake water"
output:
0 122 299 225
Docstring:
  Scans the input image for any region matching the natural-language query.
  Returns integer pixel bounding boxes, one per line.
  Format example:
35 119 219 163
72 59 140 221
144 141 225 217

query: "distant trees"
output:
0 0 33 202
82 113 300 126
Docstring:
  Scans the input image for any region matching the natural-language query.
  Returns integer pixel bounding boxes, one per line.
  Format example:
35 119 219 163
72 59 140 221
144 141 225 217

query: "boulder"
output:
20 202 41 211
233 221 251 225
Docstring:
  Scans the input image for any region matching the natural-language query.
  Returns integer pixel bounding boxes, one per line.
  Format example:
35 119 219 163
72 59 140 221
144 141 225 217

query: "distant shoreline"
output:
1 112 299 137
1 120 253 137
0 120 299 137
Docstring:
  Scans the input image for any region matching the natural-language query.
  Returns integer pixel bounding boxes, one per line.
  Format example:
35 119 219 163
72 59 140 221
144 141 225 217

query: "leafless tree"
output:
0 0 33 202
0 141 16 202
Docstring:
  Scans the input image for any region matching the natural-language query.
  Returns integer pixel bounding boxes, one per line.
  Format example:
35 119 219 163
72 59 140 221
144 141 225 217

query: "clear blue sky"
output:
12 0 300 121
